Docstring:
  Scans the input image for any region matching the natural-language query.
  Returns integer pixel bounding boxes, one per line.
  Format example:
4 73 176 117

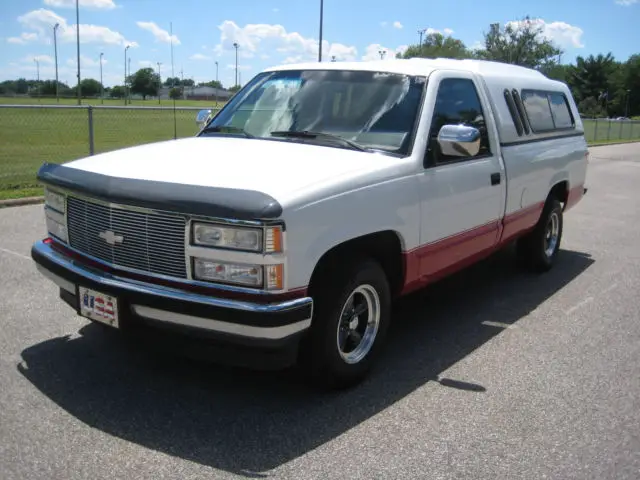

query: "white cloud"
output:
7 32 38 44
18 9 137 47
393 21 403 29
43 0 117 9
615 0 638 5
380 21 388 27
361 43 408 61
443 28 454 36
506 18 584 48
190 53 211 61
136 21 180 45
214 20 358 63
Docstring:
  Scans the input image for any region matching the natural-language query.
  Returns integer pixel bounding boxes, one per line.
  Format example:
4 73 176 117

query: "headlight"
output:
193 258 263 287
193 223 263 252
44 187 65 213
45 207 68 243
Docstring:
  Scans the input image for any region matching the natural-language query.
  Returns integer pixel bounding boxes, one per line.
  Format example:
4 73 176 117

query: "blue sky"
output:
1 0 638 88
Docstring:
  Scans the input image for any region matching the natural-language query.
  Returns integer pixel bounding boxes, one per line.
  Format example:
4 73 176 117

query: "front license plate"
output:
79 287 119 328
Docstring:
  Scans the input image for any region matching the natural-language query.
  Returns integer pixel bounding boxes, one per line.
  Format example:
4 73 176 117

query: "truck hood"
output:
65 136 399 208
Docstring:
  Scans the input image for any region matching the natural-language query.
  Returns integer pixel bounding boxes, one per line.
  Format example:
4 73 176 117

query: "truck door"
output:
417 70 506 279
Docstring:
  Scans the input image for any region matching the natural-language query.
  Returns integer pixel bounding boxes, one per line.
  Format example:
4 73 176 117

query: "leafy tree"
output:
476 16 562 69
110 85 126 98
127 68 160 100
70 78 102 97
228 84 241 93
398 32 474 60
164 76 181 87
578 97 606 117
39 80 69 96
169 87 182 99
199 80 223 89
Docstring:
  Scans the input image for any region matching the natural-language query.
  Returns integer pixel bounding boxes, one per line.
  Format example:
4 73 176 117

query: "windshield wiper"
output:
270 130 368 152
200 125 254 138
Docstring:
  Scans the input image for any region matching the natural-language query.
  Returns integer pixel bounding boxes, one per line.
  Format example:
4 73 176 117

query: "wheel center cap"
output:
349 317 359 330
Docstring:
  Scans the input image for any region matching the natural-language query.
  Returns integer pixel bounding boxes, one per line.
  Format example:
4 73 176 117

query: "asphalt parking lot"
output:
1 143 639 480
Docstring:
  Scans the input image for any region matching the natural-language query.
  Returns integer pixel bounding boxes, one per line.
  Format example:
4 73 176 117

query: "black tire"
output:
299 257 392 390
516 197 563 272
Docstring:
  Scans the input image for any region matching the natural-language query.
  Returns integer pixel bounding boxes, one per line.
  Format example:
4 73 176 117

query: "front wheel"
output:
516 197 564 272
300 258 391 390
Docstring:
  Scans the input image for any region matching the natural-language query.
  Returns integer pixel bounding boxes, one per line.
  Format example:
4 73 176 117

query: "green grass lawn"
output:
0 105 639 201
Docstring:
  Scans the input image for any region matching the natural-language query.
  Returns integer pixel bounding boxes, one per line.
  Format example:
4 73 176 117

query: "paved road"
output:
1 143 639 480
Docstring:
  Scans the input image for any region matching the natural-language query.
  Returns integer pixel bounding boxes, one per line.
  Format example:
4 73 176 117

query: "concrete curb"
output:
0 196 44 208
588 140 640 148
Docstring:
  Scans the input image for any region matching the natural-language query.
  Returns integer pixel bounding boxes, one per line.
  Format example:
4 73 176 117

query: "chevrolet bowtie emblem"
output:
99 230 124 246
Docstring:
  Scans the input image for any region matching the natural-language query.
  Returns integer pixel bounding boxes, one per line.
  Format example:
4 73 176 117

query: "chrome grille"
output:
66 196 187 278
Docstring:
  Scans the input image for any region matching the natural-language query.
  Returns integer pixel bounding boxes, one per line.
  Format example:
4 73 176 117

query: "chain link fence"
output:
0 104 219 199
1 104 639 200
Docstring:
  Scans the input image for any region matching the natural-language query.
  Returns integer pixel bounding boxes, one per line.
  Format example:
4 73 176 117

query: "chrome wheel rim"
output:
336 284 381 365
544 211 560 257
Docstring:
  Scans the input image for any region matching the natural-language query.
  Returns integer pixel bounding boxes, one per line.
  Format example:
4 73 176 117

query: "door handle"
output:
490 172 501 186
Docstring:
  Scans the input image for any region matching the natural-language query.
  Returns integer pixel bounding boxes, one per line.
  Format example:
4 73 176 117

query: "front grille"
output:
66 196 188 279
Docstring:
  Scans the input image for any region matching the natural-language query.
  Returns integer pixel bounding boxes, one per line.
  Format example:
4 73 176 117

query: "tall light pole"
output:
128 57 131 104
124 44 129 106
157 61 162 105
318 0 324 62
378 50 386 60
214 60 218 106
233 42 239 87
99 52 104 104
418 28 426 45
75 0 81 105
53 23 60 103
625 90 631 118
34 58 40 97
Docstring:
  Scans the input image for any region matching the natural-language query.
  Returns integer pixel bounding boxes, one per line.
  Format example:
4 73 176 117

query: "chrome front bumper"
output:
31 240 313 343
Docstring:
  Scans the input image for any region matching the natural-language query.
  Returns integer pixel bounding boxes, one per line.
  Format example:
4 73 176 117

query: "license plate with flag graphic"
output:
79 287 119 328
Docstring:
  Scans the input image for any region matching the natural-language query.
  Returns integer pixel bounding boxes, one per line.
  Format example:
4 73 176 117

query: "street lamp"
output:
233 42 239 88
53 23 60 103
215 60 219 106
124 44 130 106
418 28 427 45
318 0 324 62
34 58 40 97
75 0 81 105
99 52 104 104
157 61 162 105
378 50 386 60
128 57 131 104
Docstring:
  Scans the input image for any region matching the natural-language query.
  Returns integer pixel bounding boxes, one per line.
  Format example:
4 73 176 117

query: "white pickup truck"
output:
32 58 588 388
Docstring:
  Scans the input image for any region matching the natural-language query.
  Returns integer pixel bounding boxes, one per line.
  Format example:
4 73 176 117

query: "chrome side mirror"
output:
437 124 481 157
196 109 212 129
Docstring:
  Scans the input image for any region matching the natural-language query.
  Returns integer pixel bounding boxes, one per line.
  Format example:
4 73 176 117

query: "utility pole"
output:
99 52 104 104
233 42 239 87
34 58 40 97
318 0 324 62
418 28 426 45
157 61 162 104
75 0 81 105
214 60 218 106
53 23 60 103
124 44 129 106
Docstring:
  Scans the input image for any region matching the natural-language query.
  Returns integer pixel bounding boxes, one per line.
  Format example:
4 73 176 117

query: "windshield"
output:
202 69 426 155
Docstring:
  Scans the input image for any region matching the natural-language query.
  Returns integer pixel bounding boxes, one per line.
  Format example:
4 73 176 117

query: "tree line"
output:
0 68 235 100
398 16 638 118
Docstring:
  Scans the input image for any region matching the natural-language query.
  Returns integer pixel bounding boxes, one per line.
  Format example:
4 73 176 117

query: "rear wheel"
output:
300 258 391 390
516 197 563 272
